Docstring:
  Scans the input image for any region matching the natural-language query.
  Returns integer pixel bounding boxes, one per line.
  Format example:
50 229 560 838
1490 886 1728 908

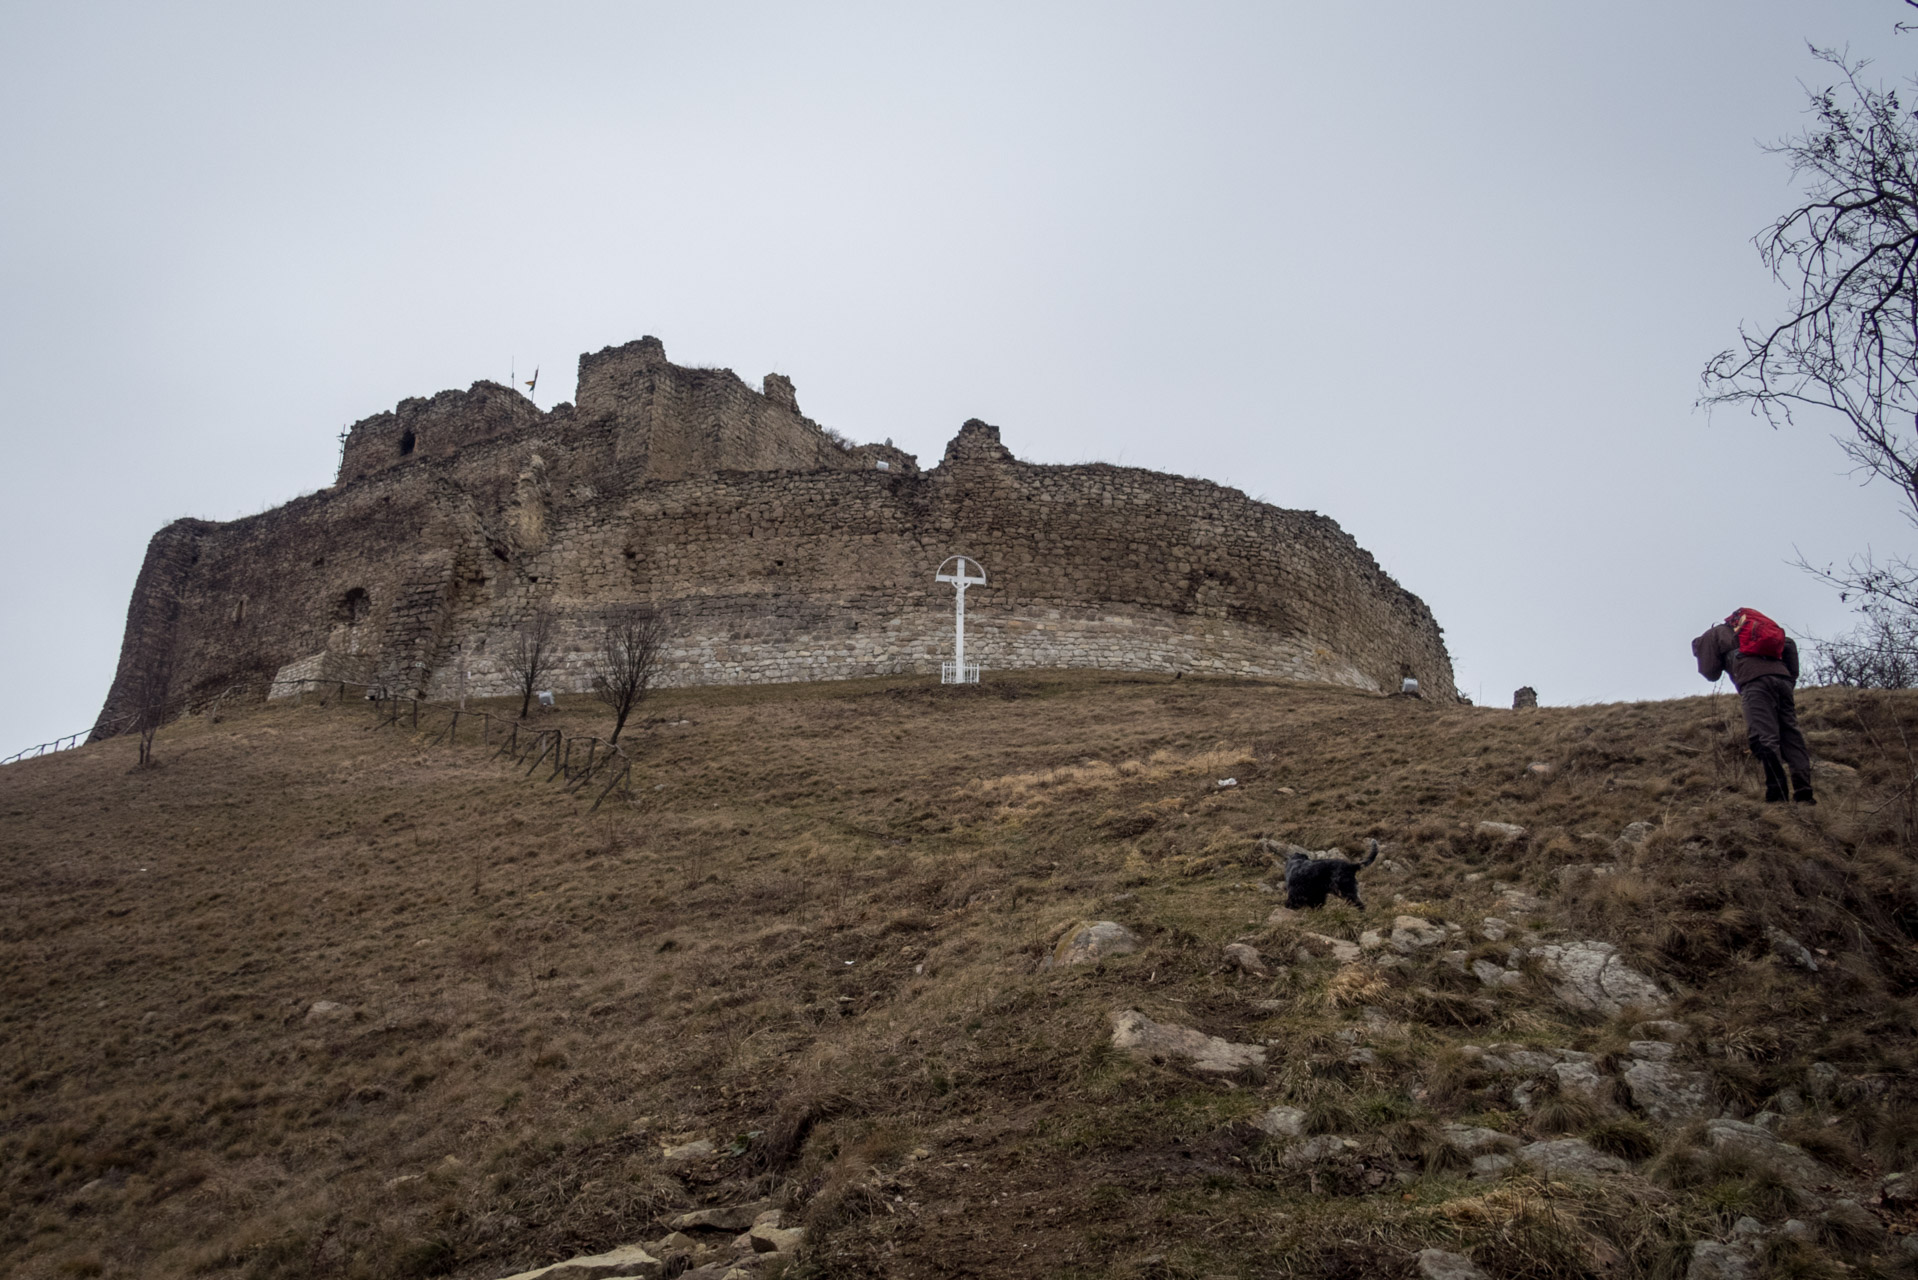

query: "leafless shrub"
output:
507 608 559 719
130 647 175 768
586 605 666 745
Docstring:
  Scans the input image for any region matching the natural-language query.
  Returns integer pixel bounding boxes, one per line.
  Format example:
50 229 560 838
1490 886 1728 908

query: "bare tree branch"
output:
1704 45 1918 683
507 609 559 719
587 606 666 746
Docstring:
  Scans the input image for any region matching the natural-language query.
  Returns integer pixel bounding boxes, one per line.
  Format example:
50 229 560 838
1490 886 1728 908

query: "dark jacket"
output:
1693 622 1798 689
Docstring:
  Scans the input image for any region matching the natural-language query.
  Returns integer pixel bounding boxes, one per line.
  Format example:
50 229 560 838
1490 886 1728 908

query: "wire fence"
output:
2 678 639 811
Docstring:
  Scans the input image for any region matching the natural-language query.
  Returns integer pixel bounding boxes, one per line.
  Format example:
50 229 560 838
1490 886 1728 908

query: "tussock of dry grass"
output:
3 674 1918 1278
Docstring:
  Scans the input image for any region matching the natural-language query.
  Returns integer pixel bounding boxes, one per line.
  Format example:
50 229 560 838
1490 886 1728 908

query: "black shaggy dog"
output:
1283 838 1380 909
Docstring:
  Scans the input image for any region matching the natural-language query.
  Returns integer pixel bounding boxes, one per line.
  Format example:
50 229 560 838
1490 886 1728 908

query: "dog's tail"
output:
1359 837 1380 867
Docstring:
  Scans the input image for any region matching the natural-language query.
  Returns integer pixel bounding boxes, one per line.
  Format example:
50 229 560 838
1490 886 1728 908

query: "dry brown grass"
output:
2 674 1917 1278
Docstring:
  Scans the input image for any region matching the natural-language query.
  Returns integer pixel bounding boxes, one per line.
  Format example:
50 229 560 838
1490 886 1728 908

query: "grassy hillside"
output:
4 672 1918 1280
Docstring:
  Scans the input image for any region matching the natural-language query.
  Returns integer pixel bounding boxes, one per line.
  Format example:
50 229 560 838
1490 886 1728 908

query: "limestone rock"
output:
1623 1060 1714 1123
1764 926 1819 972
1526 762 1556 779
1494 886 1546 914
1477 821 1527 842
1880 1170 1918 1207
1390 915 1449 953
1528 940 1669 1015
1632 1020 1690 1043
1050 921 1140 968
747 1225 805 1254
1617 821 1655 846
1417 1248 1490 1280
1626 1040 1675 1062
1258 1105 1307 1138
1820 1198 1884 1245
661 1139 716 1163
1685 1241 1756 1280
1471 959 1522 990
1471 1153 1514 1177
1222 943 1268 977
1516 1138 1629 1178
1553 1059 1609 1104
305 1000 351 1022
1300 933 1362 964
495 1244 663 1280
1479 917 1510 941
671 1201 773 1233
1441 1124 1520 1156
1705 1119 1829 1187
1109 1009 1266 1075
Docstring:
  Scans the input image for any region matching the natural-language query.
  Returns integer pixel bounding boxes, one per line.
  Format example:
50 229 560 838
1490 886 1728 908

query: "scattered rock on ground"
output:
671 1201 773 1233
1529 940 1669 1015
1109 1009 1267 1075
1633 1020 1690 1042
1477 821 1526 842
1686 1241 1757 1280
661 1140 715 1163
1623 1060 1714 1123
1258 1105 1306 1137
305 1000 351 1022
1552 1059 1609 1104
1471 959 1523 990
1299 933 1362 965
1820 1199 1884 1246
1494 886 1546 914
1765 926 1819 972
496 1244 664 1280
1618 821 1655 846
746 1224 805 1254
1478 917 1510 941
1442 1124 1520 1156
1627 1040 1675 1062
1880 1171 1918 1207
1222 943 1268 976
1049 921 1140 968
1390 915 1450 953
1705 1119 1829 1188
1516 1138 1630 1178
1526 762 1555 779
1417 1248 1491 1280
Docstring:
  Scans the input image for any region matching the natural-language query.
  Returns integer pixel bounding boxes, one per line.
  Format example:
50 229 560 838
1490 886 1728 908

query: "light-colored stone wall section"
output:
98 342 1455 733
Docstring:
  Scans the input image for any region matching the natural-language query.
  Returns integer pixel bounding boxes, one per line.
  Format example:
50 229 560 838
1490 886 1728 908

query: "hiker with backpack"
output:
1692 608 1814 804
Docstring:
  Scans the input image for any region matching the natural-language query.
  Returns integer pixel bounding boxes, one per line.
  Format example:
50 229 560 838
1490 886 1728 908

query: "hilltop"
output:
4 673 1917 1279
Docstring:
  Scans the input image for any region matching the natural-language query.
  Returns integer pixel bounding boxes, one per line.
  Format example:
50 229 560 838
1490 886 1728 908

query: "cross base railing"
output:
941 661 981 685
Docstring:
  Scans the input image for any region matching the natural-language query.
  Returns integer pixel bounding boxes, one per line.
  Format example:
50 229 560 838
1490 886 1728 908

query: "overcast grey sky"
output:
3 1 1913 751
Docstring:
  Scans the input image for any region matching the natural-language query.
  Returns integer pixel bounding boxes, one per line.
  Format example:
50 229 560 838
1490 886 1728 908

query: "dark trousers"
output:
1740 674 1812 792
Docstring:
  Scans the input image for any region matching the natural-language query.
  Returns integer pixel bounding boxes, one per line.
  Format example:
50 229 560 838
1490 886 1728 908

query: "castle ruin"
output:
97 337 1456 725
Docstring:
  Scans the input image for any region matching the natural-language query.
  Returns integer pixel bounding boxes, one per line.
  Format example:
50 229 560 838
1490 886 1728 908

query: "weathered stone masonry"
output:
97 337 1455 729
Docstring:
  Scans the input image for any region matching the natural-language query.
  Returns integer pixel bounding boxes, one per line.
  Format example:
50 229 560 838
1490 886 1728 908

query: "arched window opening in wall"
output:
399 429 416 457
337 587 371 625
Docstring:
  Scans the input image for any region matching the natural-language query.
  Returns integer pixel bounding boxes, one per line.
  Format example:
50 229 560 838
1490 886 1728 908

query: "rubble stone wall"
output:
96 339 1456 731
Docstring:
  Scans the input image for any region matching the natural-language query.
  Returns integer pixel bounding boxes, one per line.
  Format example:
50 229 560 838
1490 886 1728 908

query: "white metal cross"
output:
935 555 986 684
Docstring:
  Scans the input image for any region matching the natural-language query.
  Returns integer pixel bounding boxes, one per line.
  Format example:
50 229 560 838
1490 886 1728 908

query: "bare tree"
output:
130 648 175 768
1701 43 1918 678
587 605 666 745
508 608 559 719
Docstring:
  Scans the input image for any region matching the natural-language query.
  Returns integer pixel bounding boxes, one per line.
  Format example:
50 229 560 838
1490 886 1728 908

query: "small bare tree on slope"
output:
587 605 666 746
1701 41 1918 682
131 648 175 769
508 609 559 719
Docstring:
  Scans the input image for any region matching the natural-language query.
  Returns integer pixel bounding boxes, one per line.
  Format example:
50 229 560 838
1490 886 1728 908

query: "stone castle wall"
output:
97 338 1455 730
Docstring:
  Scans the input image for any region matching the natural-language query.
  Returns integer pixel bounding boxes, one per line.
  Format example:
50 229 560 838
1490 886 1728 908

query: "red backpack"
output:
1728 608 1788 660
